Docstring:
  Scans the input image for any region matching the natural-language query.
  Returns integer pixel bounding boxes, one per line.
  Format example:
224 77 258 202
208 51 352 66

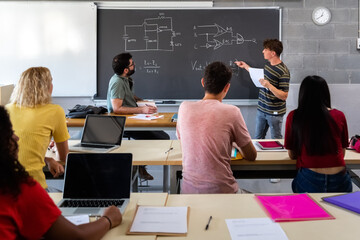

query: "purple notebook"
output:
322 192 360 214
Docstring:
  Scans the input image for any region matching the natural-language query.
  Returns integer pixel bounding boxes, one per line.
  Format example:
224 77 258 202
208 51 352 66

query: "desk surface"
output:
161 193 360 240
167 140 360 166
50 192 360 240
50 192 168 240
66 112 176 129
68 139 172 166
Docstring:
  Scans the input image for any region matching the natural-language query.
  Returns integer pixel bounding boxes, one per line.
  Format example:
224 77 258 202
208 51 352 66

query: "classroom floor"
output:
46 166 360 194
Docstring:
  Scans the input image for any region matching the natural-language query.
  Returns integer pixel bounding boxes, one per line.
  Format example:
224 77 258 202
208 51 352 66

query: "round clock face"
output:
312 7 331 25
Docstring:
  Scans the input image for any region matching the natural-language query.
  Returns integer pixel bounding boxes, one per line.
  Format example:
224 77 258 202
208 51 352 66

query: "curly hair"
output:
0 106 32 197
10 67 52 107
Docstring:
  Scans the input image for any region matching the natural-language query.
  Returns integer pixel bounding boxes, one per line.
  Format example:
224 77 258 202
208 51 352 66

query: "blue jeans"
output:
292 168 353 193
255 110 283 139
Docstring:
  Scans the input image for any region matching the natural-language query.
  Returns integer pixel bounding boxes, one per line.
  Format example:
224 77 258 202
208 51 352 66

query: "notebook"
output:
256 141 284 150
322 192 360 214
256 194 334 222
58 153 132 216
69 115 126 153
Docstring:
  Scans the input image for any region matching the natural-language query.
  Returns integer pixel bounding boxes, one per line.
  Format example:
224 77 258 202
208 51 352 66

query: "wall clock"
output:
312 7 332 25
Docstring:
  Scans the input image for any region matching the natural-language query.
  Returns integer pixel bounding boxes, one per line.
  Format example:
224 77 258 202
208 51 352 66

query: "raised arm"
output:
235 61 251 72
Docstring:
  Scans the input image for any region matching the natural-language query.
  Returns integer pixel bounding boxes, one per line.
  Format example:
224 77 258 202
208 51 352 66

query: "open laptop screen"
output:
81 115 126 145
63 153 132 199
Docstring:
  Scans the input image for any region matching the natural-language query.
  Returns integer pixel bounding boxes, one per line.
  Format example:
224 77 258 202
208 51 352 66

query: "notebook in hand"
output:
58 153 132 216
256 141 284 150
69 115 126 153
322 192 360 214
256 194 334 222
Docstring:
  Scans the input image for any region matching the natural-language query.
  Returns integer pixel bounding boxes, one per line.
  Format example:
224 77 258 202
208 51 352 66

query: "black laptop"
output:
58 153 132 215
69 115 126 153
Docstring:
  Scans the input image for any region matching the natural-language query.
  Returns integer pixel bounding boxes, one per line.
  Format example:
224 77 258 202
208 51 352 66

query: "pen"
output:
205 216 212 230
165 147 173 154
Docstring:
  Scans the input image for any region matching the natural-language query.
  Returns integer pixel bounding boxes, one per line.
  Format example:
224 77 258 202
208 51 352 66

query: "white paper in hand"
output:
249 68 264 88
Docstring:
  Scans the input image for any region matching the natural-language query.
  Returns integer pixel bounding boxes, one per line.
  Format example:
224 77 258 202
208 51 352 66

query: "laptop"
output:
69 115 126 153
58 153 132 216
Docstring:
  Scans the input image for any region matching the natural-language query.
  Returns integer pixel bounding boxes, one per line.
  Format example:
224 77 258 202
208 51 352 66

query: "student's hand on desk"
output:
45 157 65 178
140 105 157 114
102 206 122 228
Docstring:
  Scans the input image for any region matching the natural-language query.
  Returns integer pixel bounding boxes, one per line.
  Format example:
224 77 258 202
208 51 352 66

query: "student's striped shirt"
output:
258 62 290 116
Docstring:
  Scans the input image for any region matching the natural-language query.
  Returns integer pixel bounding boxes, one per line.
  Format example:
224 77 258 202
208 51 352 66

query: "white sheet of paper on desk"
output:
249 68 264 88
65 215 90 225
129 114 164 121
226 218 288 240
130 206 188 233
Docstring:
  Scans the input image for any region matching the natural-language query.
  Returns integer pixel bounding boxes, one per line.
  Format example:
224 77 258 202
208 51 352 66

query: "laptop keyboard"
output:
60 199 124 208
80 144 113 149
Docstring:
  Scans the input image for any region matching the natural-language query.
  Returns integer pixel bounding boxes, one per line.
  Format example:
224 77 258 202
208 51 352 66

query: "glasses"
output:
128 62 135 68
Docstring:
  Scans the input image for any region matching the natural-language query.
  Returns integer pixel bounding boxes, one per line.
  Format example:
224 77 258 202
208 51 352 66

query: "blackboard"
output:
97 8 280 100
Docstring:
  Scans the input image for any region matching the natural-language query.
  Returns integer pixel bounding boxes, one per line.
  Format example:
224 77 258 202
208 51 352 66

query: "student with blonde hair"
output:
6 67 70 190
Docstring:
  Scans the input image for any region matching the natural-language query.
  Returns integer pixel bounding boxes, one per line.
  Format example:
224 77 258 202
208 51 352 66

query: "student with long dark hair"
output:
0 106 122 239
284 75 352 193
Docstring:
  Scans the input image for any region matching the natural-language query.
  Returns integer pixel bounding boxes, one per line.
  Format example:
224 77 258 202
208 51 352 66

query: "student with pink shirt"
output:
176 62 257 194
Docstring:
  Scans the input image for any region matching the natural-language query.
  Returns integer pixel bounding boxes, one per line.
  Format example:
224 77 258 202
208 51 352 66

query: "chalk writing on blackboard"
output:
123 13 181 52
193 24 256 50
139 59 160 74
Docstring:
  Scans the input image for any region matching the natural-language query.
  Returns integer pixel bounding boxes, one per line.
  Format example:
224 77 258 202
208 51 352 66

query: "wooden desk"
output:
49 192 168 240
67 139 172 192
167 140 360 193
159 193 360 240
66 112 176 131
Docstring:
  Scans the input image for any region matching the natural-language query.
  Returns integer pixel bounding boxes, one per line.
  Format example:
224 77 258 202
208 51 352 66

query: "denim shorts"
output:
292 168 353 193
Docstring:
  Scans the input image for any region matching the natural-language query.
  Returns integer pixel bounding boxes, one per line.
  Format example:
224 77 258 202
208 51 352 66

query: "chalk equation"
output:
193 24 256 50
191 60 240 76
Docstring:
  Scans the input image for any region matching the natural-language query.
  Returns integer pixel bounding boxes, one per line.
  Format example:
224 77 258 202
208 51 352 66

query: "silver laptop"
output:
58 153 132 216
70 115 126 153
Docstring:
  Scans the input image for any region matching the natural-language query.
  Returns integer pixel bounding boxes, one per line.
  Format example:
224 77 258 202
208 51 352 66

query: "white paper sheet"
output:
226 218 288 240
65 215 90 225
136 101 157 107
128 114 164 121
249 68 264 88
130 206 188 234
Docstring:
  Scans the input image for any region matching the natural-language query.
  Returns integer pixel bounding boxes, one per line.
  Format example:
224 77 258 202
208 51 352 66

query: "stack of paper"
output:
256 194 334 222
127 206 189 236
129 114 164 121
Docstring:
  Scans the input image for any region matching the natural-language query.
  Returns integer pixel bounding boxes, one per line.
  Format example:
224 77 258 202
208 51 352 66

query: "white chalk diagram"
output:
123 14 180 52
193 24 256 50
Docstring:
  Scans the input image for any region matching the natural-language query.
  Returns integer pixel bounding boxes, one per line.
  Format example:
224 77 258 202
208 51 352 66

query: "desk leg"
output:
132 166 139 192
163 165 169 193
169 165 182 194
349 169 360 188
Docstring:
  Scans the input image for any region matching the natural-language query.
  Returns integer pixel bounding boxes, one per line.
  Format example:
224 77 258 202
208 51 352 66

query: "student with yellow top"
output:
6 67 70 190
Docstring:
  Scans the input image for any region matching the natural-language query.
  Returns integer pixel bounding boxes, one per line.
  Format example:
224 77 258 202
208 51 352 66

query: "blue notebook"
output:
322 192 360 214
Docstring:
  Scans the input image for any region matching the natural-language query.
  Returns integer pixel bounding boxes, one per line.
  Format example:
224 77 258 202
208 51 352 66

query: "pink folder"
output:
256 194 335 222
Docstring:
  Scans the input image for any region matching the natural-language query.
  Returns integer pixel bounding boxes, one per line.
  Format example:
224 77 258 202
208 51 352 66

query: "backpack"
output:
349 135 360 153
66 104 108 118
